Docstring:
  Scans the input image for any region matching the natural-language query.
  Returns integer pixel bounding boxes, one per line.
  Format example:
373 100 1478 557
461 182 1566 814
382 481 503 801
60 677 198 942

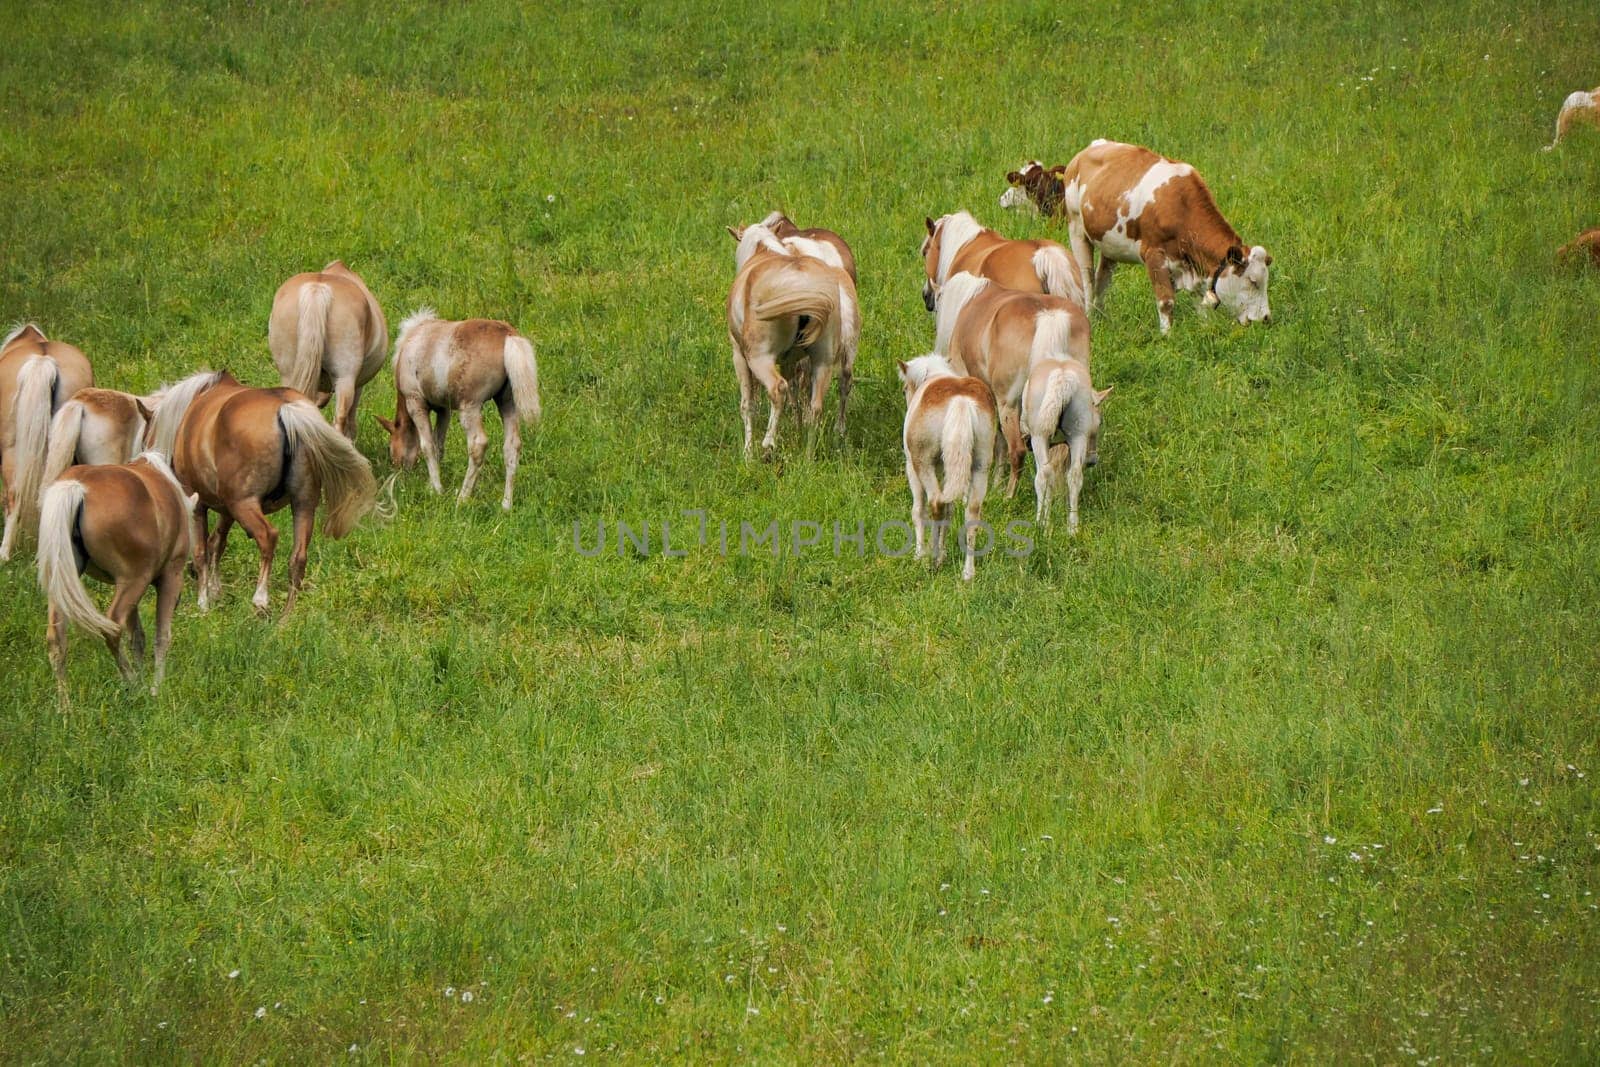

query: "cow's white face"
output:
1206 245 1273 325
999 185 1037 213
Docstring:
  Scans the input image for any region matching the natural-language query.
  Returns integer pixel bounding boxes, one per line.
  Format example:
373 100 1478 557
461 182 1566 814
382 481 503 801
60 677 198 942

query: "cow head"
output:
999 161 1066 216
1204 245 1273 325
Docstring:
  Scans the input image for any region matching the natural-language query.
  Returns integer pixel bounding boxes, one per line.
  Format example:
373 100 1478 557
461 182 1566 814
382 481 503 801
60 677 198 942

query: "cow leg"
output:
1068 220 1097 314
497 397 521 511
404 394 442 494
283 494 315 614
1094 259 1116 304
150 561 182 694
1142 249 1177 334
732 336 756 458
456 402 488 503
229 498 278 614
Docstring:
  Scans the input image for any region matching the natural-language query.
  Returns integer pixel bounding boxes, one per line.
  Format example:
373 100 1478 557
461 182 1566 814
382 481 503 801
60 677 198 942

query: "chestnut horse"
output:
42 387 159 489
37 452 194 699
920 211 1086 313
1 323 93 560
268 260 388 439
146 370 378 614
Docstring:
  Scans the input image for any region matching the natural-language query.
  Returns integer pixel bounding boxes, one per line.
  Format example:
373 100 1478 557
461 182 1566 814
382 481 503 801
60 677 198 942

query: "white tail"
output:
284 282 332 398
1029 309 1078 367
502 335 542 426
144 370 224 460
1034 245 1088 309
1033 365 1080 442
937 397 977 505
276 401 377 538
36 479 119 639
933 272 990 356
752 270 838 347
41 397 86 489
10 355 60 529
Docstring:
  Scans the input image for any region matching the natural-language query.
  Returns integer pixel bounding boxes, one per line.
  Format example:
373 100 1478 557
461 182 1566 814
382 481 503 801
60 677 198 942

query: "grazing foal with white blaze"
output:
897 354 995 581
1061 140 1272 332
0 323 93 560
36 452 194 700
727 221 860 459
378 310 542 510
1022 357 1110 534
268 260 388 439
920 211 1087 312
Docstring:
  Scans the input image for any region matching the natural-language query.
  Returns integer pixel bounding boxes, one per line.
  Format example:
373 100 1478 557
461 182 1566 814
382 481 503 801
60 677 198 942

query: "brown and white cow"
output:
920 211 1086 312
1061 140 1272 333
729 211 857 284
1544 87 1600 150
1558 227 1600 267
999 160 1068 218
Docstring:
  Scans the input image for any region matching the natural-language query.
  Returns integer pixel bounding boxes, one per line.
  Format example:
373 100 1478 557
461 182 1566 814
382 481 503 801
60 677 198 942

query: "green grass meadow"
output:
3 0 1599 1059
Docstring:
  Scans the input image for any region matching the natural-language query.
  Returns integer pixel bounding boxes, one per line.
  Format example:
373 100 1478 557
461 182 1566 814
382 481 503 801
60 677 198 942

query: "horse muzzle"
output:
922 282 937 313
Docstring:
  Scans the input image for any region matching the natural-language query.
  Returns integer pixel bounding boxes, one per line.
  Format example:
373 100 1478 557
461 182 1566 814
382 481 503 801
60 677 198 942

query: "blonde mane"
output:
2 322 43 348
934 212 986 283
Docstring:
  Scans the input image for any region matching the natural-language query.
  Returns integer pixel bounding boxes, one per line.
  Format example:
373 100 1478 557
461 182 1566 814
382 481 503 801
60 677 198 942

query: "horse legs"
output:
835 328 857 439
103 578 146 684
998 405 1026 498
805 352 837 457
1031 432 1055 524
404 395 442 493
432 408 451 467
1066 436 1088 536
744 348 787 460
496 398 521 511
191 504 212 610
47 604 69 706
333 376 359 440
961 455 990 582
0 458 17 561
906 456 928 560
732 336 756 459
150 562 183 693
456 402 488 503
283 494 315 615
228 498 278 614
124 601 147 669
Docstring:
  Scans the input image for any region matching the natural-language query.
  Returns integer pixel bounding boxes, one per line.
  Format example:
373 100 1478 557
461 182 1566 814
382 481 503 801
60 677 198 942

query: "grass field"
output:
2 0 1599 1060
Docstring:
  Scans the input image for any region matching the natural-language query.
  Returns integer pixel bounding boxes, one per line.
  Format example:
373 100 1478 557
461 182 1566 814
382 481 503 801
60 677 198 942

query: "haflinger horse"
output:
897 355 995 581
727 221 860 459
1544 86 1600 150
377 309 542 510
1060 139 1271 333
1021 356 1110 534
145 369 379 615
42 387 161 489
268 260 388 439
932 271 1091 498
0 323 93 561
919 211 1087 313
36 452 194 700
728 211 858 283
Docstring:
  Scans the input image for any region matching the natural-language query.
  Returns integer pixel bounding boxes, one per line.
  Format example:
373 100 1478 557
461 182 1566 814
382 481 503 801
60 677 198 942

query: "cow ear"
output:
1050 164 1067 177
1226 246 1246 266
1007 171 1022 184
925 216 936 235
373 414 396 436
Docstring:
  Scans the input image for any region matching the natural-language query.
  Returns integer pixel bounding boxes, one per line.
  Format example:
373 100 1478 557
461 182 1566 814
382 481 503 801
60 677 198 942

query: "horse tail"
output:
1034 244 1088 310
277 400 377 538
10 354 61 533
36 479 118 639
936 397 977 506
145 369 224 461
42 396 86 490
752 270 838 347
933 272 990 356
1029 309 1080 369
284 281 333 398
1034 364 1080 444
502 334 542 427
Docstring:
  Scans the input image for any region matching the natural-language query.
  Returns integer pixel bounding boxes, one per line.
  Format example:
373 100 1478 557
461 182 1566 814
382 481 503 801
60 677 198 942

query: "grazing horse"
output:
728 211 858 283
1 323 93 560
932 271 1091 497
919 211 1086 313
268 260 388 439
1022 357 1111 534
1544 86 1600 150
36 452 194 700
42 388 159 489
1060 139 1271 332
999 160 1068 218
377 310 542 510
727 222 860 459
145 370 378 615
1558 227 1600 267
897 354 995 581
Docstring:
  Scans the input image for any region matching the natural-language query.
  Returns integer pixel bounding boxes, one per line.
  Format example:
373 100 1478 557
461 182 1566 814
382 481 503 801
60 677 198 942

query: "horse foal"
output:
1022 358 1110 534
898 354 996 581
42 388 158 488
37 453 193 700
379 310 542 510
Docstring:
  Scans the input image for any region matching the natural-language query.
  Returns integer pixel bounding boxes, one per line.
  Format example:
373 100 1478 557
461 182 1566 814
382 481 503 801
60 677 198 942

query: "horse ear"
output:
134 398 153 422
896 360 909 381
186 492 199 510
373 414 395 435
925 216 936 235
726 225 743 241
1094 385 1113 405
